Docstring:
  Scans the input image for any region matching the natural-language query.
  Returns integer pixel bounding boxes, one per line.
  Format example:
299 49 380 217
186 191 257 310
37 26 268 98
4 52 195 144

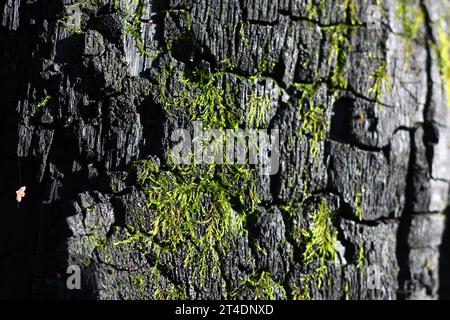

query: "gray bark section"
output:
0 0 449 300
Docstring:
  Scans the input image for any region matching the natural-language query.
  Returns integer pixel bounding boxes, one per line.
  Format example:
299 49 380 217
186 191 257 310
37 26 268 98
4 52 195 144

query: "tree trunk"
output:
0 0 449 300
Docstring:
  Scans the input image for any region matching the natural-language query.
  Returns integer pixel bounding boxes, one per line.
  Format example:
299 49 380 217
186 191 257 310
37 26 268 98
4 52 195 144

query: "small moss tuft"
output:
368 56 391 109
300 200 337 288
231 271 286 300
354 186 364 221
437 20 450 108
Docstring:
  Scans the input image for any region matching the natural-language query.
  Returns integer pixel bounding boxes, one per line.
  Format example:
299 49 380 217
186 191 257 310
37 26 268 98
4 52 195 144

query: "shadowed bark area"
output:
0 0 449 300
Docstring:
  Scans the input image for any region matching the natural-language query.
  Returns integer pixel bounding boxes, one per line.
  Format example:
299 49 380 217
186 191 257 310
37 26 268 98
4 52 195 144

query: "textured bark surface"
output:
0 0 449 300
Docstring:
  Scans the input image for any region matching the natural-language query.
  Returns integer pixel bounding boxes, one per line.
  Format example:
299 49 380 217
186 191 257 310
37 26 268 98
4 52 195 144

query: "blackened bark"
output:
0 0 449 300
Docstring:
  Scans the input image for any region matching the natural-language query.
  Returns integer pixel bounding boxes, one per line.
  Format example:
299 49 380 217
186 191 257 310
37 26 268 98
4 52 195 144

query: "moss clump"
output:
325 25 350 90
395 0 424 60
231 271 286 300
115 0 152 57
368 56 391 109
153 281 187 300
437 20 450 108
35 95 52 112
120 59 276 293
396 0 424 40
124 156 259 284
356 243 365 272
300 200 337 288
342 0 361 26
158 65 271 129
322 0 361 90
354 186 364 221
158 66 236 129
344 278 350 300
239 21 250 49
293 83 327 161
291 277 312 300
305 0 317 20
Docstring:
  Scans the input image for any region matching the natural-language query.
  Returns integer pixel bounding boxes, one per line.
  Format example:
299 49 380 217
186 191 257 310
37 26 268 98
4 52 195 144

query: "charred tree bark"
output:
0 0 449 300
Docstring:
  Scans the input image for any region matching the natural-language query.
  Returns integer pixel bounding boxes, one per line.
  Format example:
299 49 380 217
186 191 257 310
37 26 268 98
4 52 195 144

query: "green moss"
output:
119 0 151 57
245 92 271 128
158 65 271 129
293 83 327 166
239 21 250 49
395 0 424 60
321 0 361 90
354 186 364 221
254 241 268 257
121 58 279 289
231 271 286 300
154 281 187 300
158 66 235 129
121 156 260 284
344 278 350 300
281 200 337 293
168 9 192 32
300 200 337 288
305 0 318 20
368 57 391 109
327 25 350 90
396 0 424 40
131 273 146 295
437 20 450 108
356 243 365 272
35 95 52 112
291 281 312 300
342 0 362 26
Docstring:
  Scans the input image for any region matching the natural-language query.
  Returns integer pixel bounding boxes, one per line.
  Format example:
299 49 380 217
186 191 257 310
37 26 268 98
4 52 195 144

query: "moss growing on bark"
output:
395 0 425 60
437 20 450 108
368 56 392 109
300 200 337 288
354 186 364 221
137 159 257 276
158 65 271 129
291 282 312 300
231 271 286 300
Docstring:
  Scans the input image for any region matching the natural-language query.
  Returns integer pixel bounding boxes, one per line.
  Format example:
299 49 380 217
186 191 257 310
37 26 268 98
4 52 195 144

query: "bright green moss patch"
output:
122 156 260 285
342 0 362 26
158 65 272 129
116 0 151 57
291 282 312 300
239 21 250 49
300 200 337 288
153 281 187 300
437 21 450 108
368 56 391 109
395 0 424 60
354 186 364 221
293 83 327 161
356 242 365 272
299 104 327 160
158 66 236 128
35 95 52 112
396 0 424 40
327 25 350 90
231 271 286 299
